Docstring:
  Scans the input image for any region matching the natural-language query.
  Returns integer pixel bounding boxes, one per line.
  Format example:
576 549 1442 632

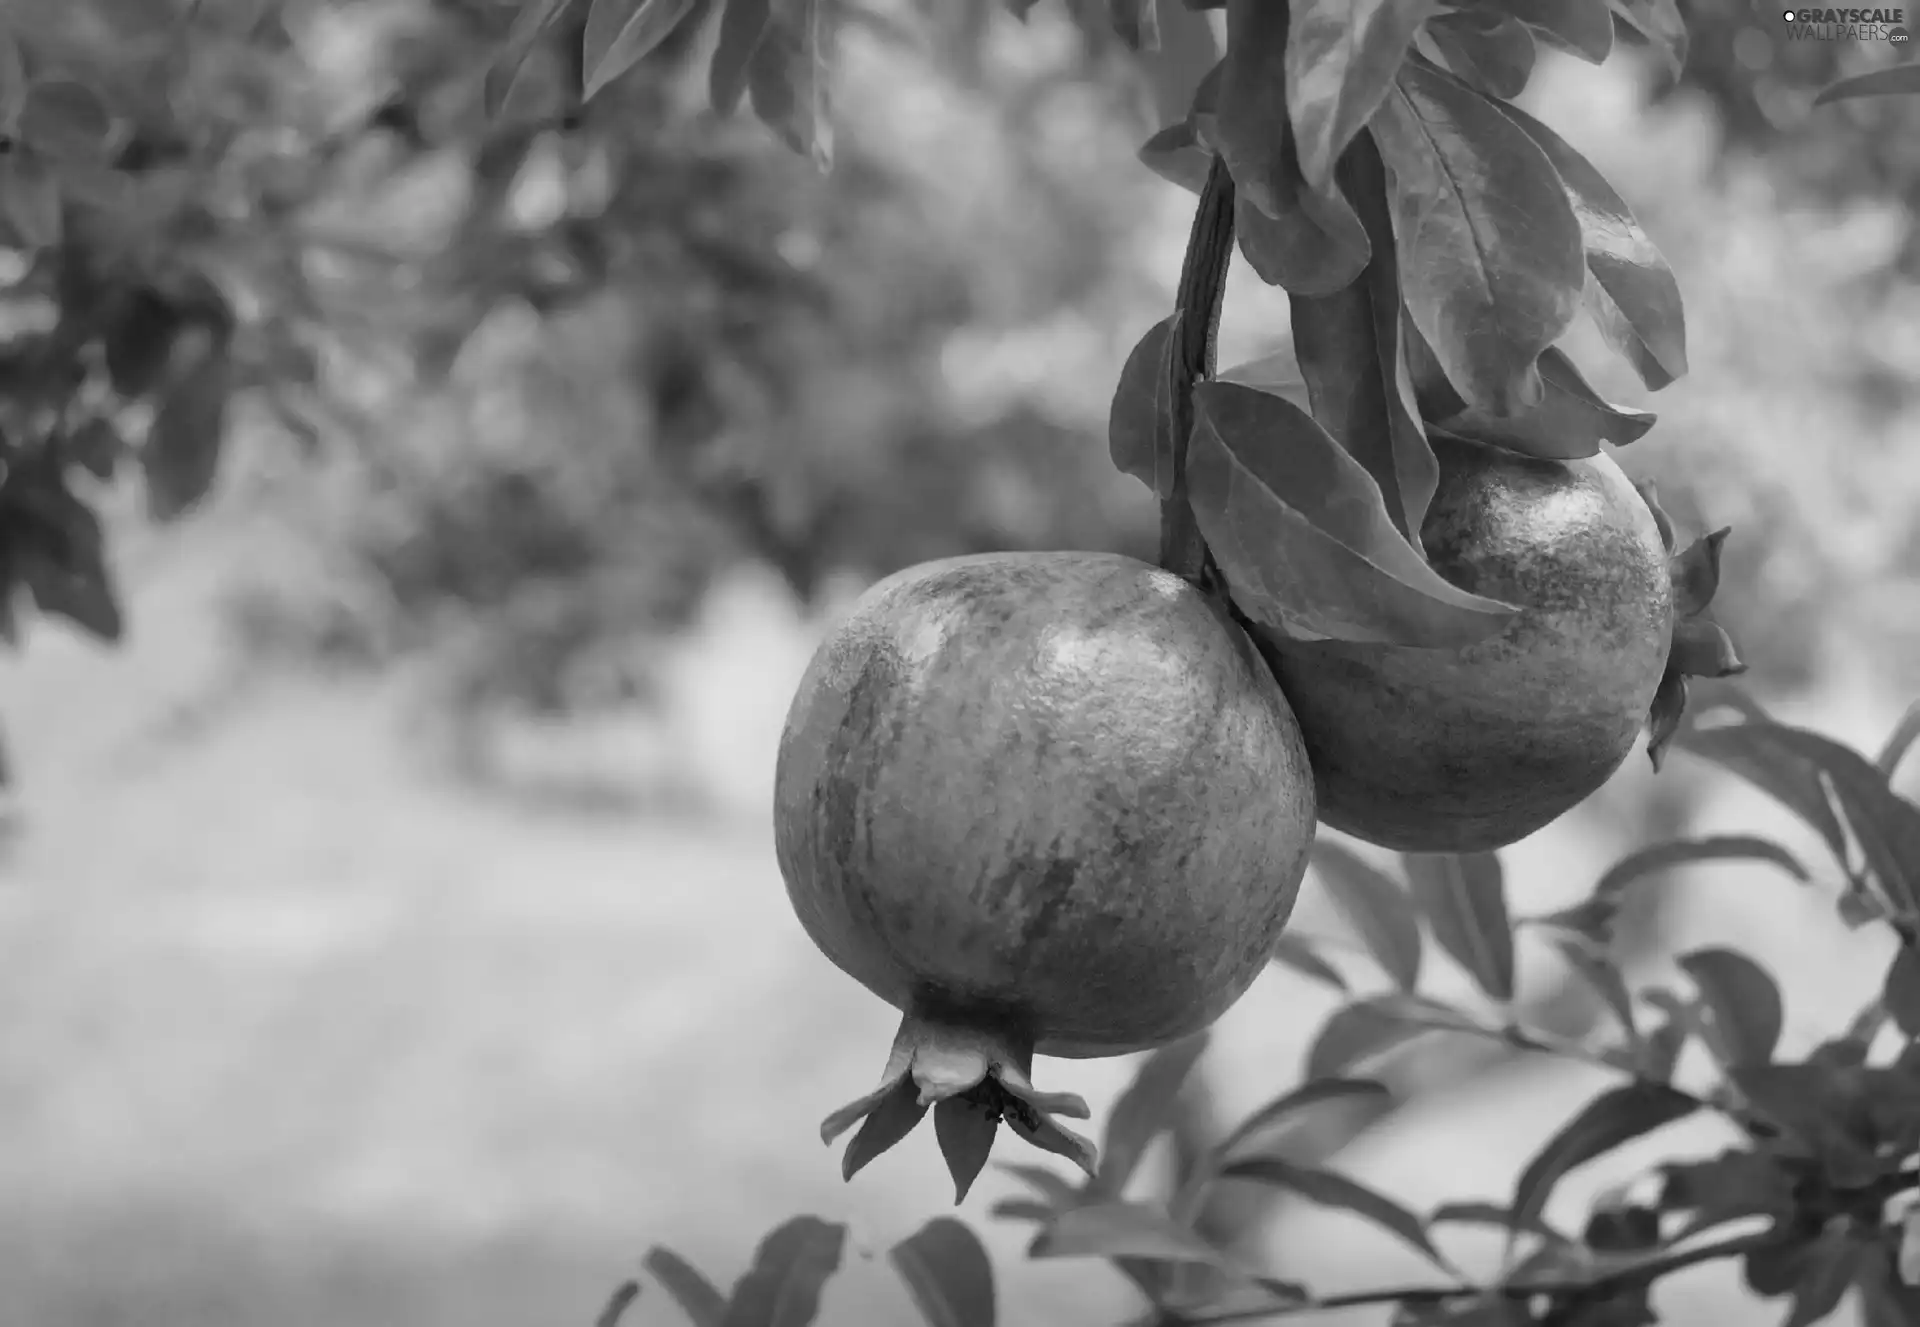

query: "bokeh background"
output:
4 0 1920 1323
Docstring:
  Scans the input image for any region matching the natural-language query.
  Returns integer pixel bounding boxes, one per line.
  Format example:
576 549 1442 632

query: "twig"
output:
1183 1227 1783 1323
592 1278 643 1327
1158 154 1236 590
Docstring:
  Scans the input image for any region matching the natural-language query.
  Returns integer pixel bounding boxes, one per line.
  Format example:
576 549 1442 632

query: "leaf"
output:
1106 0 1160 49
1420 345 1656 459
582 0 705 101
747 0 834 170
1286 0 1440 192
143 344 232 522
17 80 115 161
1215 1078 1393 1162
596 1280 643 1327
1549 932 1640 1052
1026 1202 1233 1268
934 1097 1000 1204
1403 852 1515 1003
1510 1082 1699 1235
1186 380 1518 647
64 418 124 482
1269 931 1350 992
1782 1230 1866 1327
1589 837 1809 917
889 1218 996 1327
1497 101 1687 392
1884 947 1920 1040
1312 839 1423 990
1369 60 1585 418
1734 1062 1882 1190
1607 0 1686 82
1138 122 1213 195
644 1247 728 1326
1288 133 1438 541
1682 720 1920 922
1220 1157 1448 1267
1234 181 1372 298
0 26 25 124
1108 315 1180 499
1673 720 1849 867
1879 702 1920 780
1659 1149 1795 1238
1678 947 1783 1069
1090 1032 1211 1199
1427 1201 1569 1244
1490 0 1614 61
13 484 122 643
1426 12 1537 100
0 152 62 250
1814 63 1920 107
721 1217 848 1327
710 0 774 115
1305 992 1485 1079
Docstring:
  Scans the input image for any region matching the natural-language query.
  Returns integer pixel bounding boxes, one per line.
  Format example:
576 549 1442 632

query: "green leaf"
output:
720 1217 848 1327
18 80 115 161
1426 1201 1570 1244
1369 59 1585 417
1108 314 1180 499
1814 62 1920 107
1305 992 1484 1079
889 1218 996 1327
1590 836 1809 913
1607 0 1686 82
596 1280 642 1327
1884 947 1920 1040
1215 1078 1393 1163
644 1246 727 1326
12 481 122 643
1311 839 1423 989
1269 931 1350 992
1090 1031 1210 1199
1678 947 1783 1069
1681 720 1920 923
1878 702 1920 779
1403 852 1515 1004
1106 0 1160 49
1186 380 1518 647
1289 134 1437 541
582 0 705 101
1026 1202 1233 1267
1426 11 1536 99
1223 1156 1448 1267
747 0 834 170
1285 0 1439 192
1488 0 1614 61
1138 121 1213 195
143 343 232 522
1234 180 1371 298
1548 931 1640 1054
0 26 26 124
1416 343 1656 458
64 418 125 482
998 1163 1082 1207
710 0 774 115
1511 1082 1699 1235
1498 101 1687 392
1672 716 1849 867
1782 1230 1866 1327
1726 1062 1882 1190
1659 1149 1795 1240
0 151 62 250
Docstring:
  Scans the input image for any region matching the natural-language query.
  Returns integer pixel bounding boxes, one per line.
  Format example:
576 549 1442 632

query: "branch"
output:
1184 1227 1784 1324
1157 154 1235 589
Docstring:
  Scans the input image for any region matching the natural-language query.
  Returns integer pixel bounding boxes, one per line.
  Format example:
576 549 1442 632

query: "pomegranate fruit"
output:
1262 432 1742 855
774 551 1315 1199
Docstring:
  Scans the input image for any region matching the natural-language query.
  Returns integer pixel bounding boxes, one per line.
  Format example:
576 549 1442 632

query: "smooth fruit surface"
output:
1265 434 1674 854
776 550 1317 1060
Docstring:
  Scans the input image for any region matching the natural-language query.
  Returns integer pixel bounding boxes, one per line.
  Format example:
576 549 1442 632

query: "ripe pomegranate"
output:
1262 432 1742 855
774 551 1316 1200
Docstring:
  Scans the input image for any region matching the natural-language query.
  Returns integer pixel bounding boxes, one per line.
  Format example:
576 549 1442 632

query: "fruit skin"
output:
1263 433 1674 855
776 550 1317 1060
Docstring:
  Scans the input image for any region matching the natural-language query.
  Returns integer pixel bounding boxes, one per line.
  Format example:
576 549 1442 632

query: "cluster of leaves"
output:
608 687 1920 1327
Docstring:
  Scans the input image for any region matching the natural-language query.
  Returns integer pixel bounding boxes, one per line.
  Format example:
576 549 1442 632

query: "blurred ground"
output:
3 501 1913 1327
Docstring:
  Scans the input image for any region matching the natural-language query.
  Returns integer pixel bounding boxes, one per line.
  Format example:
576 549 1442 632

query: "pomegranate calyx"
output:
820 1013 1098 1203
1635 484 1746 771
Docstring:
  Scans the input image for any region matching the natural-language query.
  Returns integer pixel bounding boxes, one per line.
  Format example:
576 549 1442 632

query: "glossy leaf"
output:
1234 187 1372 298
17 80 115 161
1499 101 1687 391
644 1247 727 1327
1490 0 1614 61
710 0 774 115
1286 0 1439 192
1186 380 1517 647
721 1217 847 1327
143 344 232 522
582 0 704 100
1608 0 1687 81
1426 12 1536 99
1878 702 1920 779
890 1218 996 1327
1312 839 1423 990
1108 314 1180 499
1220 1156 1448 1266
747 0 834 170
1138 122 1213 196
1404 852 1515 1003
1511 1082 1699 1234
485 0 572 121
1305 992 1484 1079
1289 134 1437 540
1678 947 1783 1069
1090 1032 1210 1199
1814 63 1920 106
1885 947 1920 1040
1027 1202 1232 1267
1269 931 1351 992
1418 343 1655 458
1370 60 1584 417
